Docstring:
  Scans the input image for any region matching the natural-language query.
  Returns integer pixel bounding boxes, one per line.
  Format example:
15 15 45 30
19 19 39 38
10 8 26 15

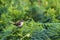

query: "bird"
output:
14 20 24 27
9 20 24 27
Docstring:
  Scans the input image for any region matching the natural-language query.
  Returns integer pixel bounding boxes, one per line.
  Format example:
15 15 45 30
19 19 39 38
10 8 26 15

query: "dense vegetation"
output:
0 0 60 40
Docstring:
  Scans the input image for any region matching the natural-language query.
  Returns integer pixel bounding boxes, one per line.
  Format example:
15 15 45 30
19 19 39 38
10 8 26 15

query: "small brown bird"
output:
14 20 24 27
9 20 24 27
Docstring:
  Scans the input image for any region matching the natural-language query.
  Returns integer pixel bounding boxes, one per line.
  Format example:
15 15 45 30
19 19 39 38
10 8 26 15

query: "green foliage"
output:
0 0 60 40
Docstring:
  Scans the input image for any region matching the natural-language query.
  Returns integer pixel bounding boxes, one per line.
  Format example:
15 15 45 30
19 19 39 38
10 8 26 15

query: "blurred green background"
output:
0 0 60 40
